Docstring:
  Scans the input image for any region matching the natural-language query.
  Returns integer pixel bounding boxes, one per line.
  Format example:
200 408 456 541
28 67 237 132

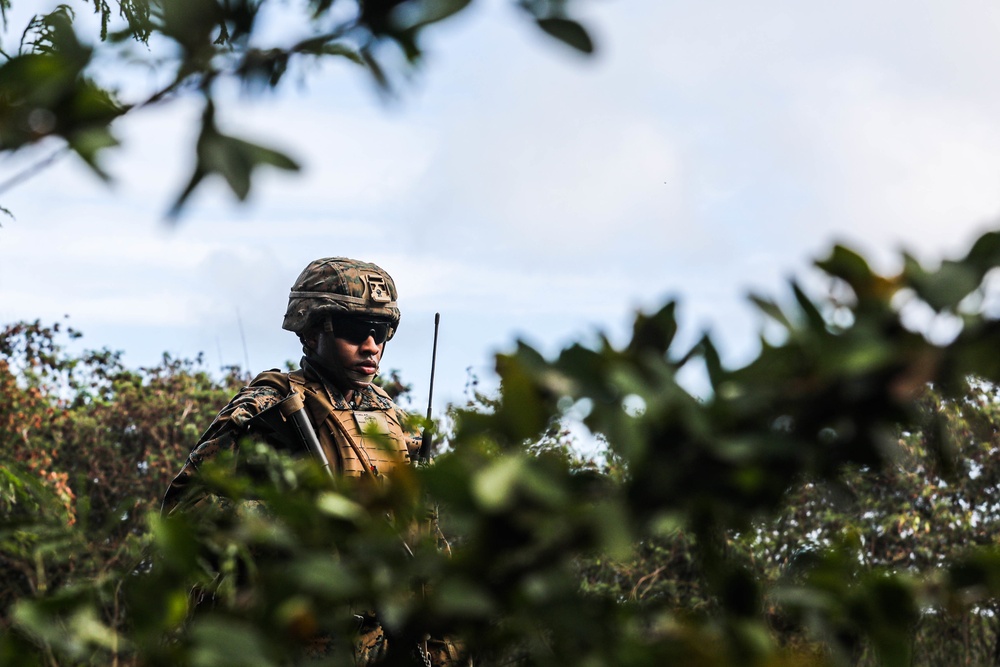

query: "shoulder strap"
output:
250 369 293 395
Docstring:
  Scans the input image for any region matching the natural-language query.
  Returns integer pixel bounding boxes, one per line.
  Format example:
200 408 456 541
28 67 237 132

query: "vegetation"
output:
5 232 1000 665
6 2 1000 665
0 0 595 215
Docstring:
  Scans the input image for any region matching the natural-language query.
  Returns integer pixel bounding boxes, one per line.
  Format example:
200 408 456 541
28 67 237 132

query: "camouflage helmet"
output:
282 258 400 337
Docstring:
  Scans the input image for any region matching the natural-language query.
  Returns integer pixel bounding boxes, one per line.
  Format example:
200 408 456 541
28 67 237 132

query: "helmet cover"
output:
282 257 400 337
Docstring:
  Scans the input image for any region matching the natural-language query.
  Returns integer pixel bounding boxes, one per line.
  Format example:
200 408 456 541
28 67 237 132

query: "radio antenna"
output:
419 313 440 462
236 307 252 377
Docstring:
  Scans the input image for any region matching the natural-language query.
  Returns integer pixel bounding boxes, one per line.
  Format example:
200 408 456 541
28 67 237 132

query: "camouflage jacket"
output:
163 357 419 511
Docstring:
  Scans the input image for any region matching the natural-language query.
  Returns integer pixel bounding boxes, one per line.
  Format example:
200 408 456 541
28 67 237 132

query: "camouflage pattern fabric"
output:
162 354 467 665
355 619 388 666
353 627 468 667
283 257 400 335
424 637 470 667
162 357 419 511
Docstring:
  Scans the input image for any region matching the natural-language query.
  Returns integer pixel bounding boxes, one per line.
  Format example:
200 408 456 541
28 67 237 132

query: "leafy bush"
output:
8 234 1000 665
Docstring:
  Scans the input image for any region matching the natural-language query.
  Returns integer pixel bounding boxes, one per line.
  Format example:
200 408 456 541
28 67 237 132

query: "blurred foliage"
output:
10 3 1000 666
0 319 245 654
7 234 1000 664
0 0 596 214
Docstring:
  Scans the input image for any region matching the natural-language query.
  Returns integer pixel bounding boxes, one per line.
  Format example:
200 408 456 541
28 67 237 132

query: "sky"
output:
3 0 1000 414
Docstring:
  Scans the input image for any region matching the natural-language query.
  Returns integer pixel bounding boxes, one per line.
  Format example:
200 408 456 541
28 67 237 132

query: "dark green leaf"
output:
791 281 827 332
536 17 594 54
390 0 473 32
749 293 792 329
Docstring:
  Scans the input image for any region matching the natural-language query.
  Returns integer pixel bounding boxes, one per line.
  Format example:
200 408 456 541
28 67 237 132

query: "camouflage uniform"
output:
161 355 420 509
164 257 413 506
163 258 466 667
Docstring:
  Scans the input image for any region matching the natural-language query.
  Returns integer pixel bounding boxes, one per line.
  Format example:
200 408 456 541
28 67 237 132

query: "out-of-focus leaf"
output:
315 492 365 522
947 547 1000 593
390 0 473 32
288 555 362 598
903 252 980 312
700 334 723 390
472 456 523 511
203 134 299 200
170 101 300 216
819 334 894 376
308 0 337 18
431 577 495 616
150 513 200 572
749 293 792 330
816 244 897 304
536 17 594 54
150 0 224 56
963 230 1000 273
12 598 120 660
21 6 86 62
791 281 827 332
490 347 561 445
359 45 391 91
627 301 678 357
67 126 119 180
189 616 274 667
293 36 364 63
0 9 124 175
590 499 632 560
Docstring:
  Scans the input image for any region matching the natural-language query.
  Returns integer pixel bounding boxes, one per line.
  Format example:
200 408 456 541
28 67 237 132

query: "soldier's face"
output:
312 329 384 390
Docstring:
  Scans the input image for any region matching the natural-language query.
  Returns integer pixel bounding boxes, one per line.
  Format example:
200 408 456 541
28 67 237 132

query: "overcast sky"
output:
3 0 1000 413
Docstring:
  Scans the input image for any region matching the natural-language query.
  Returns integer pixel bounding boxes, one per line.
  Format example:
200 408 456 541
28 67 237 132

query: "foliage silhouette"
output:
7 232 1000 664
0 0 596 215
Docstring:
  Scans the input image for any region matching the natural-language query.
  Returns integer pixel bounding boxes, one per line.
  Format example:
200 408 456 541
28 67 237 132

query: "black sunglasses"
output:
331 318 393 345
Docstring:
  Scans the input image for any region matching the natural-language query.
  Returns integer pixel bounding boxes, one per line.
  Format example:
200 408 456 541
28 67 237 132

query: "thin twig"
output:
630 565 667 601
0 146 71 197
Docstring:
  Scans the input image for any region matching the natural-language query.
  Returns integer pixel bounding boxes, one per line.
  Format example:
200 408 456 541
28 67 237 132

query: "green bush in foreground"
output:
8 232 1000 665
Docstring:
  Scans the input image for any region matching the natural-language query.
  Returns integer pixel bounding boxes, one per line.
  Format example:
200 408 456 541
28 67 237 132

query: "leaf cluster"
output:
0 0 596 214
8 232 1000 664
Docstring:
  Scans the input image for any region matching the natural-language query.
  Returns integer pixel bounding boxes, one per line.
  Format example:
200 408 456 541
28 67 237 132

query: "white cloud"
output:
7 0 1000 407
791 61 1000 267
438 112 684 258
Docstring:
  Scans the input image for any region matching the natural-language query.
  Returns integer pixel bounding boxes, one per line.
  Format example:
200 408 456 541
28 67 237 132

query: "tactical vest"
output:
252 369 411 478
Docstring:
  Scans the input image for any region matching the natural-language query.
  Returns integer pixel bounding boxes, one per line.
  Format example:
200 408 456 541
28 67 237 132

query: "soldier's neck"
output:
302 356 361 405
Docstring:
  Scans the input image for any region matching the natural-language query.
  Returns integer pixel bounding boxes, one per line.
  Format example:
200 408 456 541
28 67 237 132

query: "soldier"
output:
163 257 462 665
163 257 418 509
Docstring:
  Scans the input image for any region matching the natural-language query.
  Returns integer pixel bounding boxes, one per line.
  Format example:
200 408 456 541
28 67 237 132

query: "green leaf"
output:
171 102 300 216
432 578 496 616
628 301 678 357
293 36 364 64
189 617 273 667
700 334 723 390
816 244 895 304
536 17 594 54
68 126 119 181
962 230 1000 273
149 513 200 572
749 293 792 329
315 492 364 522
288 555 361 599
590 499 632 560
903 251 980 312
473 456 524 510
390 0 474 32
791 281 827 332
